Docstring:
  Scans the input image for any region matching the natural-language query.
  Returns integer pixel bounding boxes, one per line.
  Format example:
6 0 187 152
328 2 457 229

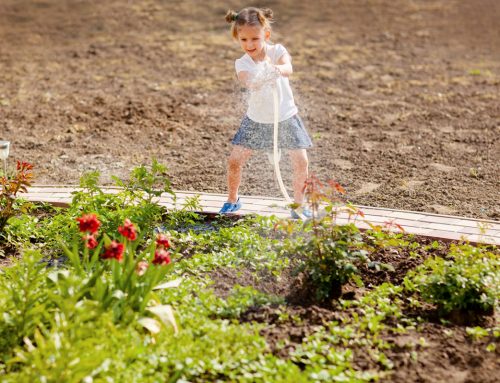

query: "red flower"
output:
16 161 33 172
156 234 171 249
101 241 125 261
76 213 101 234
152 248 171 266
118 218 137 241
83 234 98 249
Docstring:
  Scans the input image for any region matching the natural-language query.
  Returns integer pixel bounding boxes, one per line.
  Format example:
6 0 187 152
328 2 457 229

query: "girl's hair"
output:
225 7 274 39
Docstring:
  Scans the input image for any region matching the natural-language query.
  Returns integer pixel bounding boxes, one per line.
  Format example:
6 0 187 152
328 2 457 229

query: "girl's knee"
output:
228 153 247 169
291 152 308 169
228 147 252 168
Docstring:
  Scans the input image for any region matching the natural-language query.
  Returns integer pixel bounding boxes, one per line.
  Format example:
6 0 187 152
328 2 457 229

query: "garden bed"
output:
2 200 497 381
1 160 498 382
206 236 498 382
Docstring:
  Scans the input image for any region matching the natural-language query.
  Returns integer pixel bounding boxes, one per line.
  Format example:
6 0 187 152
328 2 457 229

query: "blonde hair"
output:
225 7 274 40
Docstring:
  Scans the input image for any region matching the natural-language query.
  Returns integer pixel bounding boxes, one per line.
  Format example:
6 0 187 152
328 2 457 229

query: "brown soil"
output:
0 242 18 268
1 1 499 220
210 238 499 382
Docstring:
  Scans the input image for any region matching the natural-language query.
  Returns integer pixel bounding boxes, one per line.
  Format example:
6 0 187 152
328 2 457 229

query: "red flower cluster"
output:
156 234 171 249
77 213 101 234
118 218 137 241
152 234 172 266
77 213 101 249
102 240 125 262
16 161 33 184
83 234 98 249
152 248 171 265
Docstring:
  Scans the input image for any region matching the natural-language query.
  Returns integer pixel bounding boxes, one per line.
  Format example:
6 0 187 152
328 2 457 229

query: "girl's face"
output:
237 25 270 60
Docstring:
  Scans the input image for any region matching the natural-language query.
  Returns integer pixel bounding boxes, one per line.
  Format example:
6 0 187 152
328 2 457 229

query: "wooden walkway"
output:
24 185 500 246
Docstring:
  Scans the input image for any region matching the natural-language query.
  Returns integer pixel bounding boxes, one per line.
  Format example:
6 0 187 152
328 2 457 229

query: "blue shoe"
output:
219 198 242 214
291 207 312 219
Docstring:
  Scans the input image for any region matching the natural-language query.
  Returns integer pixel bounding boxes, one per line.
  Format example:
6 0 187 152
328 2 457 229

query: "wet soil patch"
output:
240 304 342 359
384 323 500 383
209 266 297 300
359 235 451 287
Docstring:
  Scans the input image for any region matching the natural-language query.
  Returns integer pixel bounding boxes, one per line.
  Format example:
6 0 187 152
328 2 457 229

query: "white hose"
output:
271 84 293 204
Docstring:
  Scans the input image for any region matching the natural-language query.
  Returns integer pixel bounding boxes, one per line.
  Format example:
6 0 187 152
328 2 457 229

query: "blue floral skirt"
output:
231 114 313 150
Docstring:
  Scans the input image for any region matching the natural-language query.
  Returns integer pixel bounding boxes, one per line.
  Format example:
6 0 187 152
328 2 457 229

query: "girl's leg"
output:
289 149 309 204
227 145 253 203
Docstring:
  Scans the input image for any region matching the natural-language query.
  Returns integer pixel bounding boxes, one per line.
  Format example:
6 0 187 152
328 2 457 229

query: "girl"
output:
219 7 312 218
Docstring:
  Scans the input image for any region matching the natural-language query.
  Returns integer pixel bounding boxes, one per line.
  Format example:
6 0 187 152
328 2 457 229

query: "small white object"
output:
0 141 9 161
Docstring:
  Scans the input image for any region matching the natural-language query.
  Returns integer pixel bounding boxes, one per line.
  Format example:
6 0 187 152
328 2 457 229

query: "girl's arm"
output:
275 53 293 77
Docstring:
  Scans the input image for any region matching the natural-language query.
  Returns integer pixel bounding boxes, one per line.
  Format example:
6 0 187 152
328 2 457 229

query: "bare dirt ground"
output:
0 0 499 219
211 235 499 383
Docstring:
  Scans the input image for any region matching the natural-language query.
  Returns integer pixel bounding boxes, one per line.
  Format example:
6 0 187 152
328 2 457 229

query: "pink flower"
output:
83 234 98 249
76 213 101 234
152 248 171 266
136 260 149 276
118 218 137 241
101 241 125 262
155 234 171 249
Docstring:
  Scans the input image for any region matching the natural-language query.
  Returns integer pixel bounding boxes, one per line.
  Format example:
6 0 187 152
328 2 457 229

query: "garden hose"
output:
271 81 307 220
271 83 292 203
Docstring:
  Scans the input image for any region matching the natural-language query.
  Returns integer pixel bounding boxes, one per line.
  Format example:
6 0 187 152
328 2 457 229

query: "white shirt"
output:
235 43 298 123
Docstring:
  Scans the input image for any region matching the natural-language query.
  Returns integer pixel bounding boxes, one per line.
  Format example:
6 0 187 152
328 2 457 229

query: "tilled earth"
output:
0 0 499 219
210 235 499 383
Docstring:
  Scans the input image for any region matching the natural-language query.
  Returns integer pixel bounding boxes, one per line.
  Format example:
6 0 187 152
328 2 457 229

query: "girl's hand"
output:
263 56 281 77
273 65 283 77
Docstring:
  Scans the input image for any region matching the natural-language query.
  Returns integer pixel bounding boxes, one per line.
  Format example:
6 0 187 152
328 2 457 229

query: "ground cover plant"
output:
1 163 499 382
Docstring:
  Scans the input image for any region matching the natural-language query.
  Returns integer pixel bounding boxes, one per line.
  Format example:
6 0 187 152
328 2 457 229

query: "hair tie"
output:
232 13 238 21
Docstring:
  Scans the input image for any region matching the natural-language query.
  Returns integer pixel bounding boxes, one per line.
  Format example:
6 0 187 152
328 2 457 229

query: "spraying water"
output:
251 62 308 220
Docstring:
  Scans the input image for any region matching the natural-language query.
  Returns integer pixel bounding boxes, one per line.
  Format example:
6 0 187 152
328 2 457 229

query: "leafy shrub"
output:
28 160 197 255
404 244 499 313
67 159 174 239
0 250 49 356
278 175 369 301
297 223 368 300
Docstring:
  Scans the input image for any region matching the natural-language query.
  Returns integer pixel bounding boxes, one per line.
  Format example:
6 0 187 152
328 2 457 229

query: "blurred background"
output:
0 0 498 219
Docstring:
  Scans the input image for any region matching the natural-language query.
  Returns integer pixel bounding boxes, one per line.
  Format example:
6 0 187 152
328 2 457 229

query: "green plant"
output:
60 214 178 328
0 250 49 356
112 158 175 204
0 161 34 233
277 175 369 301
466 326 489 341
70 160 173 235
404 244 499 313
36 160 179 253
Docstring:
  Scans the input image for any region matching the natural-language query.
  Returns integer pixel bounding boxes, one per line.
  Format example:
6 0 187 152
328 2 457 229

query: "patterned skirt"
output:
231 114 313 150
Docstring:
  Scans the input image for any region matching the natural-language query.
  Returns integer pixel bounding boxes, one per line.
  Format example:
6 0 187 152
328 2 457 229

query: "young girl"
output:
219 7 312 218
